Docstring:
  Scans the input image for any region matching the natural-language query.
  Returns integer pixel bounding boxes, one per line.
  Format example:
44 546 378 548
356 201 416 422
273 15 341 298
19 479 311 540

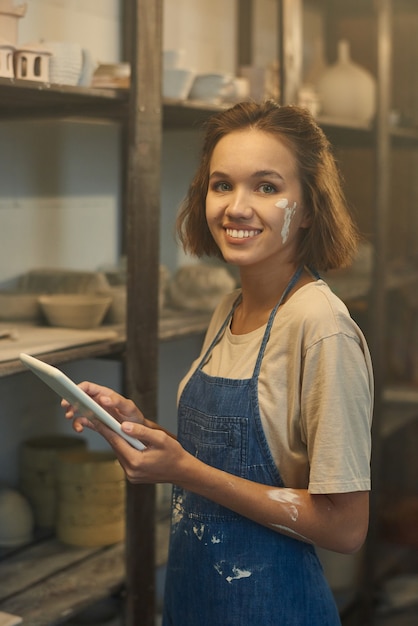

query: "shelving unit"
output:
0 2 163 625
0 2 221 623
0 77 127 119
280 0 418 623
0 309 211 377
0 509 171 626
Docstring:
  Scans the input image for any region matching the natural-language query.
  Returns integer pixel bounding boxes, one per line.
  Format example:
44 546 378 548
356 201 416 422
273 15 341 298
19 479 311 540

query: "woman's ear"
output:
300 207 312 229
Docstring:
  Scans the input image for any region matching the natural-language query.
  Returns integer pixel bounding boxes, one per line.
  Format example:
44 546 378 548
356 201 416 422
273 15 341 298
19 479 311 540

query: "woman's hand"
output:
61 381 184 484
112 421 189 485
61 381 146 432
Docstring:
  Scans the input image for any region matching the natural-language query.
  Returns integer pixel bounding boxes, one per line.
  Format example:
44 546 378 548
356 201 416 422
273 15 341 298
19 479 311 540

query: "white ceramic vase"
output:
317 39 376 124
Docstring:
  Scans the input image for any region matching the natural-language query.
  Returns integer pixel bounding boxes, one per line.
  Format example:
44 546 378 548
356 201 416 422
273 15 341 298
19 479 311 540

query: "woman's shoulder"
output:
283 279 363 341
294 279 349 313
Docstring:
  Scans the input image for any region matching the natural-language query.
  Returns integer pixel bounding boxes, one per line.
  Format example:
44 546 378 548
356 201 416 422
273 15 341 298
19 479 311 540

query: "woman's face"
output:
205 129 310 272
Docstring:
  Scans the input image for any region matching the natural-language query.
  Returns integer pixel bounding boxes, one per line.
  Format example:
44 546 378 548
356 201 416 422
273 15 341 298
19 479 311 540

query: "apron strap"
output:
196 264 311 378
195 293 242 371
252 266 304 378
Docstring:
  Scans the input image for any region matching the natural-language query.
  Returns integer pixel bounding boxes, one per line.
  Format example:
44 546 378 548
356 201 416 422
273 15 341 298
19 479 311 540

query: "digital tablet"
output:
19 352 145 451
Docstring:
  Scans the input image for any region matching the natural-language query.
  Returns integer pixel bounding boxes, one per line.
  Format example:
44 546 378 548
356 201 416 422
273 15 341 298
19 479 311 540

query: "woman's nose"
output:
225 189 253 218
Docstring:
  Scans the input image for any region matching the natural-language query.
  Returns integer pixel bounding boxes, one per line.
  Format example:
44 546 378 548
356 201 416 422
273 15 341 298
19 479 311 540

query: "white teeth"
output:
226 228 259 239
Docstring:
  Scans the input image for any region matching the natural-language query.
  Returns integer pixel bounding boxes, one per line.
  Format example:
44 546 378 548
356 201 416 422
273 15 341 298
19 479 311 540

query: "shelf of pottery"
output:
0 1 56 83
0 0 102 87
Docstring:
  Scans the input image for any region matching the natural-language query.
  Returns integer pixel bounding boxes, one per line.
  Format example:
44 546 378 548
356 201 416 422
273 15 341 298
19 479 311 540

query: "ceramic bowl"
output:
105 286 126 324
163 49 185 71
163 68 195 100
189 73 233 102
0 486 34 547
38 293 112 329
18 268 110 294
0 291 42 321
45 41 83 85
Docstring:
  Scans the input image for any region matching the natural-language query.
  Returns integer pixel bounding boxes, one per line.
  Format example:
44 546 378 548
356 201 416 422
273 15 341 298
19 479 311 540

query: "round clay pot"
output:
19 435 87 528
317 39 376 124
56 450 126 547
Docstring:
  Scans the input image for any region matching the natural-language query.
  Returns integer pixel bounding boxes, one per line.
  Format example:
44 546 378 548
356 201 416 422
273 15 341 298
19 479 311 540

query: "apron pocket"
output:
176 408 249 521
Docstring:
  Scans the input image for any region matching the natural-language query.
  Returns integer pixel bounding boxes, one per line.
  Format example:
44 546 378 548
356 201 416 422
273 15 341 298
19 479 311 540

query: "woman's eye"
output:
214 181 231 192
259 183 276 194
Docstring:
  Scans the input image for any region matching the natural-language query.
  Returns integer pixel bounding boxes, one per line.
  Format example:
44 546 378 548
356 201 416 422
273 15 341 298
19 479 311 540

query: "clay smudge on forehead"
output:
276 198 297 243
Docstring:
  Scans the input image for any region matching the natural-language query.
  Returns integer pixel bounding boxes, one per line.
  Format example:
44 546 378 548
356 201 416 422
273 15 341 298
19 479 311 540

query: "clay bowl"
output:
38 293 112 329
163 67 195 100
0 291 42 322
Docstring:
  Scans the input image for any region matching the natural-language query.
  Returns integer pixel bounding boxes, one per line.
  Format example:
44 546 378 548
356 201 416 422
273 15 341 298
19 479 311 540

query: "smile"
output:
226 228 261 239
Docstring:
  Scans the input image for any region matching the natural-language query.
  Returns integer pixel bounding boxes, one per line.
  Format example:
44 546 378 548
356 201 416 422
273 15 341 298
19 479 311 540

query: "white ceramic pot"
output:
0 486 34 547
163 67 195 100
163 48 185 71
227 77 250 102
44 41 84 85
317 39 376 124
14 43 51 82
0 38 14 78
189 73 234 103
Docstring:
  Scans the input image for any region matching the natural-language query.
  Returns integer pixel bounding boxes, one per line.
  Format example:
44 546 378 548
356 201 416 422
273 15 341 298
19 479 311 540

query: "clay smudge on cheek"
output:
275 198 297 243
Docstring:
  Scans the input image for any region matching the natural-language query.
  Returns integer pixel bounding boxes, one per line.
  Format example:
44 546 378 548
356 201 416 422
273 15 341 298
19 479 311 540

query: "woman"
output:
64 101 373 625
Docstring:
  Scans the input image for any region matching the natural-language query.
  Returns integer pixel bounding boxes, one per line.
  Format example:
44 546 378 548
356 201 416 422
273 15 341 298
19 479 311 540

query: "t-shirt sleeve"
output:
300 332 373 494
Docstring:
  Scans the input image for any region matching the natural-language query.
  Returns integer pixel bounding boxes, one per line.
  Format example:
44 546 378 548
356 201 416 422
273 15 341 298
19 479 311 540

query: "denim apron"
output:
163 268 341 626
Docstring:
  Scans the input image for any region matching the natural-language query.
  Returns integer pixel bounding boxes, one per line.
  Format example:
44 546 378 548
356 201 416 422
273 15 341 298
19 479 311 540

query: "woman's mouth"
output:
225 228 261 239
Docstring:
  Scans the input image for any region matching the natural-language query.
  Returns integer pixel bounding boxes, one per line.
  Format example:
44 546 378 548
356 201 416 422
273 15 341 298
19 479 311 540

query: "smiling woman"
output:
63 101 373 626
204 126 309 273
177 101 359 273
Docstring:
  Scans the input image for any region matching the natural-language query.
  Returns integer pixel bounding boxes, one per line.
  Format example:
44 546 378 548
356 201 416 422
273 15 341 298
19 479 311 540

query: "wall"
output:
0 0 122 285
163 0 237 74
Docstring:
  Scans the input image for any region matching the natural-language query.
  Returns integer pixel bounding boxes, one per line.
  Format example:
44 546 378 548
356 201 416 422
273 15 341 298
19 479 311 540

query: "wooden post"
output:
122 1 163 624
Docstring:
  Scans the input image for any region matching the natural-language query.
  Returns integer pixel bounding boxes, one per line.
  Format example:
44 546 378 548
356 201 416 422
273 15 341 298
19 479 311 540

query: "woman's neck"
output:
231 265 313 334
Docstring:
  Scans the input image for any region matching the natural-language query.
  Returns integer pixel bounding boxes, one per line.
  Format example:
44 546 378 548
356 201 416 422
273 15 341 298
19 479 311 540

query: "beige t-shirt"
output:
178 280 374 494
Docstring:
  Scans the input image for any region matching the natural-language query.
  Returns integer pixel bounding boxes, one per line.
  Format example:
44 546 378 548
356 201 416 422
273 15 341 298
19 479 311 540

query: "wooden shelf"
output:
0 512 170 626
0 537 124 626
163 98 231 128
0 80 398 146
391 125 418 145
0 308 210 377
317 114 373 131
0 325 126 377
162 100 379 137
0 77 128 120
159 308 211 341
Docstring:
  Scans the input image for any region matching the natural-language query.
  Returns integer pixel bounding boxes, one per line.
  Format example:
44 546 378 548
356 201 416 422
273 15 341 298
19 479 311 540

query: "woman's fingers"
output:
61 382 144 426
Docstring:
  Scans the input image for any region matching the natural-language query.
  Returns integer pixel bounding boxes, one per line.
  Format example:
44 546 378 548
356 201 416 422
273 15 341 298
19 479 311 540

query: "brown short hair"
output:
176 100 359 271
